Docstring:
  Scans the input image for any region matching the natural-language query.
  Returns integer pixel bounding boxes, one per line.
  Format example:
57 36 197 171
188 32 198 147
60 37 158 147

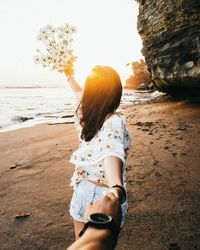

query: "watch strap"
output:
79 221 90 237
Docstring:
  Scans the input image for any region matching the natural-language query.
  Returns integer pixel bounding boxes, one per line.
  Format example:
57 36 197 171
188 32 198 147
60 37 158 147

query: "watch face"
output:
89 213 112 225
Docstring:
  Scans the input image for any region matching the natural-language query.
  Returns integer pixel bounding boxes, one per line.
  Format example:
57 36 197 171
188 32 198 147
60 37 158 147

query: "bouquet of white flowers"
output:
34 23 77 73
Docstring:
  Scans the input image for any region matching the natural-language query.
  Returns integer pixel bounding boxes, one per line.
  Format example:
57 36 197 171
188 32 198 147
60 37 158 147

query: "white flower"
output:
61 53 71 62
65 27 73 35
58 32 64 40
41 56 49 66
46 56 52 63
52 57 58 64
59 25 73 35
37 32 49 41
45 25 53 30
43 34 50 40
64 23 70 28
39 28 48 37
33 55 41 64
45 25 56 34
59 23 69 31
58 44 66 51
37 34 43 41
42 58 47 63
70 25 77 33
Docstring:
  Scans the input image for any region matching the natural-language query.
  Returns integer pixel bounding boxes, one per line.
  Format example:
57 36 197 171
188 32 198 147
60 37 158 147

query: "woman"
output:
65 66 131 239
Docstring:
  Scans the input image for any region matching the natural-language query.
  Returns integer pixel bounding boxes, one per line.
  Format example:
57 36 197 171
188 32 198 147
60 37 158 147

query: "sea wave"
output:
11 116 34 123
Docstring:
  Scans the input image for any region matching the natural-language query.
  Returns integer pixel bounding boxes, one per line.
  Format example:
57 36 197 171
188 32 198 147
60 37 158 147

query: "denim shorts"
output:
69 179 128 227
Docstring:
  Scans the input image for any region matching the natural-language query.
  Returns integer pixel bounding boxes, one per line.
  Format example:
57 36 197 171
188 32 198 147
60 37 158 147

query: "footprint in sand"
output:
152 159 159 166
155 170 162 177
134 168 155 181
172 152 177 157
9 163 23 170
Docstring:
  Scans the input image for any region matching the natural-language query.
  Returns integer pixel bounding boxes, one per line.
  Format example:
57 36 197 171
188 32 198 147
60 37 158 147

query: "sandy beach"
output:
0 98 200 250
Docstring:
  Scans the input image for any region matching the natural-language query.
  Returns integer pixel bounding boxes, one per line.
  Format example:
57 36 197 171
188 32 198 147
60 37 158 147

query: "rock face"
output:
137 0 200 93
125 59 152 90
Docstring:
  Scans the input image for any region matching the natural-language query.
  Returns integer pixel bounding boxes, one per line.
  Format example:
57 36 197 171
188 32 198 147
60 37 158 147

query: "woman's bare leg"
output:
73 219 84 240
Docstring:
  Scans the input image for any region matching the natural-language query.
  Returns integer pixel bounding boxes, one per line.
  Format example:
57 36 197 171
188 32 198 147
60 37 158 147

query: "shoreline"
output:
0 120 75 134
0 99 199 249
0 88 160 134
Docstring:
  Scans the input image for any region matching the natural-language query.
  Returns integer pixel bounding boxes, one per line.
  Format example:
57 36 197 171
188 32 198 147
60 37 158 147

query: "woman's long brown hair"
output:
75 66 122 142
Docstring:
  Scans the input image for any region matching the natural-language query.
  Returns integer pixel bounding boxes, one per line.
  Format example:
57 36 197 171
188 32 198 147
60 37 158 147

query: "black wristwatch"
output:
79 213 119 238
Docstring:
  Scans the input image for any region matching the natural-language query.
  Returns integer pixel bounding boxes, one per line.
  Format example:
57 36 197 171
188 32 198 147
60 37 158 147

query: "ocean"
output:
0 87 159 132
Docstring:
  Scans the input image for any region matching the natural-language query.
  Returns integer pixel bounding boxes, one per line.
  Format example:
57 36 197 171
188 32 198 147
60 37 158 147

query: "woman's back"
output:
70 98 131 187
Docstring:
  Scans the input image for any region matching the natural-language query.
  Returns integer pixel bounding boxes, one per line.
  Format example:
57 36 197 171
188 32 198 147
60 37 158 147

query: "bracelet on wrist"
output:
110 185 126 204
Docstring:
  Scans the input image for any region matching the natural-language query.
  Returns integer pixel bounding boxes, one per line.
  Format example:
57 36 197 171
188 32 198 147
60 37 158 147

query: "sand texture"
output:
0 99 200 250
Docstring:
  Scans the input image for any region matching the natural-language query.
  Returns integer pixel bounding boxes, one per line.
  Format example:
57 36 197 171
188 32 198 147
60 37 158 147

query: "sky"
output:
0 0 143 87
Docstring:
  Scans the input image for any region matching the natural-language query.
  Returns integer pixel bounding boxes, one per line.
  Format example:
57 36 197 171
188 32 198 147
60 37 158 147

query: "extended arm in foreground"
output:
67 193 121 250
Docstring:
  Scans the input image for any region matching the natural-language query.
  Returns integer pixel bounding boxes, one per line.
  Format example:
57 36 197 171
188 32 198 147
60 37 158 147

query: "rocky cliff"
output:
125 59 152 90
136 0 200 93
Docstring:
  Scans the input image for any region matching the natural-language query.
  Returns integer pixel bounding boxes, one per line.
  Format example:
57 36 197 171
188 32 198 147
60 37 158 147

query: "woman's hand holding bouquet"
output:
34 23 77 77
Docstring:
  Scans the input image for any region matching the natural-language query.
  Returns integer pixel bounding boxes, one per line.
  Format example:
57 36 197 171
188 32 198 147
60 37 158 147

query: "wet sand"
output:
0 99 200 249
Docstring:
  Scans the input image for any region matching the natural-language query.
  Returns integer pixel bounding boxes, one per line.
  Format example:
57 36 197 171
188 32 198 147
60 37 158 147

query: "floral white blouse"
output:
69 91 132 188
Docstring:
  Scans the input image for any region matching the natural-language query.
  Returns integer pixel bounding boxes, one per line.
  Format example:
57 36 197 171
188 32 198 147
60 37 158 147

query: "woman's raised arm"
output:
64 66 82 94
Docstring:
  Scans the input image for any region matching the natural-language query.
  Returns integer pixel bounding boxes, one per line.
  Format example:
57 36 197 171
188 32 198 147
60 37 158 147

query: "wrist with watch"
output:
79 213 120 238
79 185 126 238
